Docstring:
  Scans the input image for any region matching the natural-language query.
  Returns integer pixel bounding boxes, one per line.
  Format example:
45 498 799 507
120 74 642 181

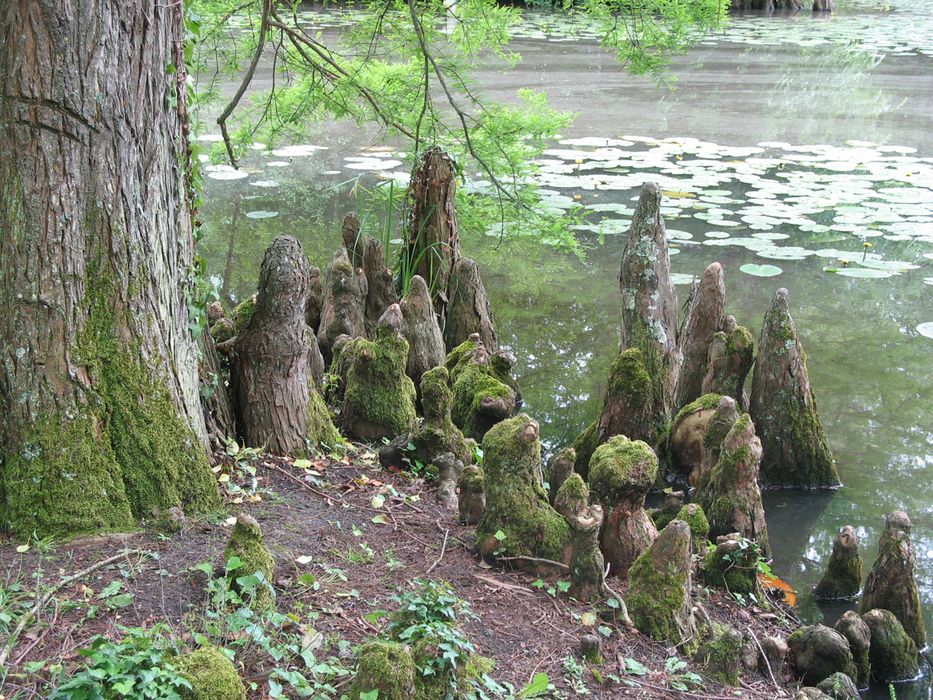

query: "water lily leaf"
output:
740 263 783 277
916 322 933 338
824 267 896 279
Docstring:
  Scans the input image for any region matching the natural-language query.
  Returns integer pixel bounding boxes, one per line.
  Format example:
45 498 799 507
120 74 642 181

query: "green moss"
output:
475 416 570 563
307 382 340 448
450 363 514 441
224 515 275 610
343 327 417 439
672 393 723 428
1 268 219 538
209 318 236 344
676 503 710 550
174 647 246 700
229 296 256 335
588 435 658 505
694 623 742 686
862 609 919 682
726 326 753 353
412 367 470 464
701 543 758 594
570 420 598 479
445 337 478 381
349 641 417 700
627 529 694 651
556 472 588 502
459 465 484 493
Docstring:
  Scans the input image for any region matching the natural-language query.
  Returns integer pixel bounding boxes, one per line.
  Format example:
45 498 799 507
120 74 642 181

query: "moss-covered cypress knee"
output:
318 246 368 364
588 435 659 578
224 514 275 610
695 413 768 551
813 526 862 600
787 625 856 685
458 465 485 525
833 611 870 688
400 275 446 388
411 366 470 466
547 446 576 504
475 415 570 568
340 305 417 441
860 511 925 648
174 647 247 700
349 641 417 700
627 519 697 650
815 672 860 700
449 341 518 441
667 393 722 486
676 503 710 553
701 317 753 410
862 609 919 683
701 534 761 595
694 623 743 686
749 288 839 488
554 474 606 602
650 489 685 531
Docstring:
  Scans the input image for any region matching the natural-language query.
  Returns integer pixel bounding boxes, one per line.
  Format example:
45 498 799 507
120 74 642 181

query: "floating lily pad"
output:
271 144 327 157
824 267 896 279
670 273 698 285
245 210 279 220
740 263 783 277
917 322 933 339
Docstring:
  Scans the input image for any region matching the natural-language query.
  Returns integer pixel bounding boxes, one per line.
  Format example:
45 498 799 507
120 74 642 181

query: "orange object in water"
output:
759 573 797 607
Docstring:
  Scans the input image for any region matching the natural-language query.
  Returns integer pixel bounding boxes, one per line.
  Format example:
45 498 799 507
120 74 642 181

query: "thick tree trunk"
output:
0 0 219 537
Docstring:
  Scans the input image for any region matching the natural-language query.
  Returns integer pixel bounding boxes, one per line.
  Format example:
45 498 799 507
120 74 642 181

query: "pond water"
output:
199 3 933 695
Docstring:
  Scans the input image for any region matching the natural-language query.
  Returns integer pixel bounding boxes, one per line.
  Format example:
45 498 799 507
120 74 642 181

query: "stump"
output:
305 264 323 331
458 465 486 525
318 247 368 364
546 447 576 504
230 236 327 455
449 340 518 441
445 257 498 353
675 262 725 409
405 147 460 318
667 393 723 487
554 474 606 602
400 275 446 387
813 526 862 600
860 511 925 647
434 452 464 510
749 288 839 487
862 609 919 683
225 513 275 610
618 183 681 420
363 237 399 336
701 317 754 409
833 612 870 688
410 366 471 466
787 625 856 685
695 414 769 550
588 435 659 578
341 212 365 270
627 520 697 649
340 304 418 441
702 533 762 595
475 415 570 567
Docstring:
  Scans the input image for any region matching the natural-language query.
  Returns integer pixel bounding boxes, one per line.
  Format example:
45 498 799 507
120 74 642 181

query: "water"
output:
199 3 933 694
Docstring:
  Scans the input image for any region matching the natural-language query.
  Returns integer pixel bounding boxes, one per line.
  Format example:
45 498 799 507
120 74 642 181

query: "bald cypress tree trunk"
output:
0 0 219 537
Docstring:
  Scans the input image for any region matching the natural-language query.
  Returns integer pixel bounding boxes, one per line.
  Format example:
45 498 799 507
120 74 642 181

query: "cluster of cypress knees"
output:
205 161 925 696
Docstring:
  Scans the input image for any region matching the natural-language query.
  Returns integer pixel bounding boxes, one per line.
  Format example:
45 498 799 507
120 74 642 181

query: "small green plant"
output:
664 656 703 692
719 536 772 577
48 624 190 699
217 439 266 502
562 654 590 695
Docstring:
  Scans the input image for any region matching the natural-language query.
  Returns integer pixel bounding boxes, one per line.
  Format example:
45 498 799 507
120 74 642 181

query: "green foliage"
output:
49 625 191 700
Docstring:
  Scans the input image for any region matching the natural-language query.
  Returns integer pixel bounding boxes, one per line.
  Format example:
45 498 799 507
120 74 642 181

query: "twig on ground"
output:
497 555 569 572
426 521 450 573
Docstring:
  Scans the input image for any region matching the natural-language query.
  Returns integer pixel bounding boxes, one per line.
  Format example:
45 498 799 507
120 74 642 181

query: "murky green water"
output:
200 3 933 694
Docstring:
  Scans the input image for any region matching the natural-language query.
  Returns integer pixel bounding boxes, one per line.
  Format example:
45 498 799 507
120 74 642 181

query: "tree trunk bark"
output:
0 0 219 537
405 147 460 320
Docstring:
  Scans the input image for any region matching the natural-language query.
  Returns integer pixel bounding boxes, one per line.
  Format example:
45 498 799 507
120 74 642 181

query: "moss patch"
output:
174 647 247 700
587 435 658 505
225 515 275 610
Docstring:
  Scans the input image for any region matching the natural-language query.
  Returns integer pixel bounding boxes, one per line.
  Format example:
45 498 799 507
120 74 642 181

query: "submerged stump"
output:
862 609 919 683
834 611 871 688
860 511 925 648
787 625 856 686
813 526 862 600
749 288 839 488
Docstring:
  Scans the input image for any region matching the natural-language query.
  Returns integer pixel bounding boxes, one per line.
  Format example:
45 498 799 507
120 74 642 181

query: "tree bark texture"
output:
0 0 219 537
405 147 460 319
230 236 312 455
446 256 498 353
675 262 725 410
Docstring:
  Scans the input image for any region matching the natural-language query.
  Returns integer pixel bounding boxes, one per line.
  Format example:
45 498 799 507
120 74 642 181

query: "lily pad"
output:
245 210 279 220
739 263 783 277
823 267 896 279
917 322 933 339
